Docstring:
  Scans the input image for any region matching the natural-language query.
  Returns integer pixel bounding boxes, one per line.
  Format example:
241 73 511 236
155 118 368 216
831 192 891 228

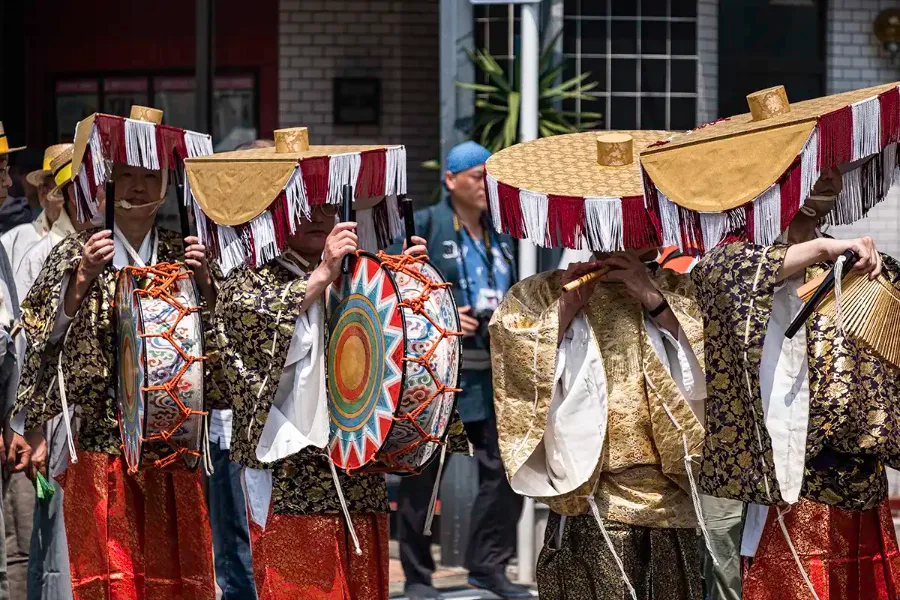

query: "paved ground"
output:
388 541 538 599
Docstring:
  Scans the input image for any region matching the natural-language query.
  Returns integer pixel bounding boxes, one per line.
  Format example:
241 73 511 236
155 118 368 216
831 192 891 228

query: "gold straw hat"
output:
0 122 25 155
26 144 74 188
640 82 900 253
46 145 76 202
68 105 212 222
484 130 671 252
183 126 408 271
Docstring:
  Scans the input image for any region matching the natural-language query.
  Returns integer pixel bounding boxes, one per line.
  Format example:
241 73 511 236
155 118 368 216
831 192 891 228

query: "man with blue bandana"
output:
393 141 528 600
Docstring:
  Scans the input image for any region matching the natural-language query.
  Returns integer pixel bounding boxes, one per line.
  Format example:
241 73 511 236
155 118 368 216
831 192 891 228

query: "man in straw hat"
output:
641 83 900 599
487 131 708 599
0 144 74 275
0 121 34 600
13 105 217 599
183 126 468 599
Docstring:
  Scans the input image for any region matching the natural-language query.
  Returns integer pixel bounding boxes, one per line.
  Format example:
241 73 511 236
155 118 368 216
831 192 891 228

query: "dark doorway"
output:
719 0 827 116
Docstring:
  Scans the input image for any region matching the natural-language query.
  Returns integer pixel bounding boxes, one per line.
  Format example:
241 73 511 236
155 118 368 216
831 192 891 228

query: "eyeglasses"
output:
312 204 340 218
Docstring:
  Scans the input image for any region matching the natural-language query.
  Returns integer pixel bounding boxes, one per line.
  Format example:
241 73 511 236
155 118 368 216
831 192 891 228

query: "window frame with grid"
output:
563 0 700 132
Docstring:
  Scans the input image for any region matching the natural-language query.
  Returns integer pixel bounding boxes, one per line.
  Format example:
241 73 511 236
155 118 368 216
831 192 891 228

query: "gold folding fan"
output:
797 270 900 369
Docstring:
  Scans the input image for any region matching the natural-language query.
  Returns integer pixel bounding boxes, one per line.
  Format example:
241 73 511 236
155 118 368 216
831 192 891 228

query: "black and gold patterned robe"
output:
15 227 218 458
693 242 900 511
216 260 469 516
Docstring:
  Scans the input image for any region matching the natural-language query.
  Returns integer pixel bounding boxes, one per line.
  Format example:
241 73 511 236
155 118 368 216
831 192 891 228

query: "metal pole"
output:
516 1 540 586
195 0 215 136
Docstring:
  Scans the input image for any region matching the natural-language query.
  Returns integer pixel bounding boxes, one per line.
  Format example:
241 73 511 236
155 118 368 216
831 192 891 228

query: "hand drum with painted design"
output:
116 263 206 473
326 252 462 474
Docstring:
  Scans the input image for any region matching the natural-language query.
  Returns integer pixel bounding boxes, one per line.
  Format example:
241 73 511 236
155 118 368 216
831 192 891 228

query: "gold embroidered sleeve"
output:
15 233 86 431
489 272 561 481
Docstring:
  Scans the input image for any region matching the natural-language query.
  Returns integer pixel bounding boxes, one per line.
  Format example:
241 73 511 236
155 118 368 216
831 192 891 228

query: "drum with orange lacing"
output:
326 251 462 475
115 263 206 473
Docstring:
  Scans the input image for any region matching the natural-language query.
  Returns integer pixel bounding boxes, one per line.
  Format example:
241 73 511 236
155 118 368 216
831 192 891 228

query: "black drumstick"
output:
785 249 857 339
401 194 415 248
341 184 355 275
105 180 115 232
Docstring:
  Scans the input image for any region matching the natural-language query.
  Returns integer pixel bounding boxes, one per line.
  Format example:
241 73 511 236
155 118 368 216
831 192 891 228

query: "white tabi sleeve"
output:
511 314 608 499
255 297 330 463
644 317 705 423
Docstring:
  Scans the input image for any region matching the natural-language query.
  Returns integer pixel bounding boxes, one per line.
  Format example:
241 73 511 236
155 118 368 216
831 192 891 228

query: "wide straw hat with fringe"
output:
0 122 25 155
485 130 670 252
69 105 213 222
640 82 900 254
183 126 407 272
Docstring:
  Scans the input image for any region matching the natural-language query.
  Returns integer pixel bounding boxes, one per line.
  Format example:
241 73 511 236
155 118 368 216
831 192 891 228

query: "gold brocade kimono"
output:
489 268 705 527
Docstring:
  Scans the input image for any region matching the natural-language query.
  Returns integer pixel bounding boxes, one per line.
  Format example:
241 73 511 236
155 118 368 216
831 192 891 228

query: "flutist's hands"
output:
598 253 658 306
558 261 602 345
599 252 680 335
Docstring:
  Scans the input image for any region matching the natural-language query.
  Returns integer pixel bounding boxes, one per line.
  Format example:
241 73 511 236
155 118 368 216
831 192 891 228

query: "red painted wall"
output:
22 0 278 146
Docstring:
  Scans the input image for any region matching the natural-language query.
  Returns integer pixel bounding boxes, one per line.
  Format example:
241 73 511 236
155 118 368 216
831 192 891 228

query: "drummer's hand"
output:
26 432 47 480
457 306 480 337
403 236 428 257
320 222 359 282
184 236 216 300
77 230 114 282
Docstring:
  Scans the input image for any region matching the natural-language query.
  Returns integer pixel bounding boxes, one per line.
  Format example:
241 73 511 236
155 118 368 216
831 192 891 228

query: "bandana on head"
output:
446 141 491 175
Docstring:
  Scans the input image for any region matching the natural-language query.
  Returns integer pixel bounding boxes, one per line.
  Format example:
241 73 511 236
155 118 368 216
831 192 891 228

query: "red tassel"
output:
621 195 654 250
95 115 127 165
497 182 524 239
82 151 98 213
817 106 853 170
640 168 663 243
745 201 756 244
300 156 330 205
270 194 291 253
880 87 900 147
547 195 585 249
779 162 802 232
155 124 189 170
357 149 387 199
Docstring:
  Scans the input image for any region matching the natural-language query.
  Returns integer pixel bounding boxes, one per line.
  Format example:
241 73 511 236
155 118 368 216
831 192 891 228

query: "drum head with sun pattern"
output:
116 272 146 470
326 254 405 470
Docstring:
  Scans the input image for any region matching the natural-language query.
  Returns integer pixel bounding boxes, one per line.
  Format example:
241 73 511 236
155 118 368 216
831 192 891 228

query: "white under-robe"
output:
510 310 706 501
244 255 330 528
741 274 810 557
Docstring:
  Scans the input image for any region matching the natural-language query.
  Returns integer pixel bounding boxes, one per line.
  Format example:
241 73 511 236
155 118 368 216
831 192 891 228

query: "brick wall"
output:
826 0 900 258
278 0 441 202
697 0 718 124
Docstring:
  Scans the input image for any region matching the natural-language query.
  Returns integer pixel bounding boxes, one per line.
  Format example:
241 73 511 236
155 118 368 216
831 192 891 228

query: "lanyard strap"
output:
453 212 495 305
113 225 158 267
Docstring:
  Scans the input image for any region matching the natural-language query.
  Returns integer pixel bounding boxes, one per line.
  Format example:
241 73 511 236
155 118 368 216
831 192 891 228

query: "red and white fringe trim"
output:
73 114 214 222
484 171 660 252
645 85 900 254
486 85 900 254
187 146 408 274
